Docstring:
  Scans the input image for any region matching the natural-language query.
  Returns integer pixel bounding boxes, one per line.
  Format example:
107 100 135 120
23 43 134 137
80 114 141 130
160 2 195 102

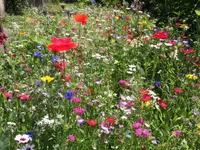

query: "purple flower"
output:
52 56 60 62
36 80 41 86
76 119 86 125
34 52 42 59
155 81 161 87
65 91 73 100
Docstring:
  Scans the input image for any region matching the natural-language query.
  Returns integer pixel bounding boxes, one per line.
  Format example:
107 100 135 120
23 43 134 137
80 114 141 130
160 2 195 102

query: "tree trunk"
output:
0 0 5 32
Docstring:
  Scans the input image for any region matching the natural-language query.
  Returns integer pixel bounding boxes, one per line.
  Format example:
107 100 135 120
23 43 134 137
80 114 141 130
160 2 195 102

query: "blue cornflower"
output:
26 131 34 138
52 56 60 62
155 81 161 87
36 80 41 86
65 91 73 100
34 52 42 59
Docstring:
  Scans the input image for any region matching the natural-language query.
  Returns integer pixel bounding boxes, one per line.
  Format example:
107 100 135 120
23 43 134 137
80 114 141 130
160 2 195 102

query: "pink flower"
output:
71 97 82 103
172 130 182 137
138 118 145 125
119 80 129 87
142 129 152 138
132 123 142 129
69 134 76 142
19 94 31 100
73 107 86 115
25 68 32 72
135 128 143 137
3 92 13 98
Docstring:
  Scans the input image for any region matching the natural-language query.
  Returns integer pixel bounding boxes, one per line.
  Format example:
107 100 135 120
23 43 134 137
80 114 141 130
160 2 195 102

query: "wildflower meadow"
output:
0 1 200 150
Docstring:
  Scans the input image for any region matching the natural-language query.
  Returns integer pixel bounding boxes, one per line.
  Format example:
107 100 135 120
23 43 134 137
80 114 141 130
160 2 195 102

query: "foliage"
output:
1 3 200 150
5 0 29 15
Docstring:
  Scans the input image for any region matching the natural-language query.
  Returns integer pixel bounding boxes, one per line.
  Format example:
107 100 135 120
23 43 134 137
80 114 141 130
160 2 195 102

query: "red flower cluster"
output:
73 14 88 25
48 38 78 53
106 117 116 124
52 59 67 70
181 48 195 55
139 90 152 102
154 31 168 39
0 32 8 45
158 99 168 109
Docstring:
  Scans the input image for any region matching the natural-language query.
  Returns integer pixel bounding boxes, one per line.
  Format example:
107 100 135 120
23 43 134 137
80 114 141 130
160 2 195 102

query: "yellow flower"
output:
145 101 151 107
19 32 26 35
197 124 200 130
138 21 146 25
41 76 54 83
186 74 198 80
180 24 189 29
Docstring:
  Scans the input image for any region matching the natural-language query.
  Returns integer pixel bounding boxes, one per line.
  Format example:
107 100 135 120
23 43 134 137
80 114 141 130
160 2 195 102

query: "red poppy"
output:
87 120 98 126
154 31 168 39
73 14 88 25
158 99 168 109
47 38 78 53
106 117 116 124
174 88 184 93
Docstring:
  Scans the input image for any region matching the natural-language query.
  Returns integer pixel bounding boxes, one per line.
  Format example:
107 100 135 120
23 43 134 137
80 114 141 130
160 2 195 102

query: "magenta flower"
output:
138 118 145 125
119 80 129 87
172 130 182 137
25 68 32 72
135 128 143 137
142 129 152 138
71 97 82 103
73 107 86 115
69 134 76 142
132 123 142 129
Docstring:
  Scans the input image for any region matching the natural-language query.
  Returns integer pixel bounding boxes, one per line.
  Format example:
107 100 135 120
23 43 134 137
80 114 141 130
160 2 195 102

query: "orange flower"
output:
73 14 88 25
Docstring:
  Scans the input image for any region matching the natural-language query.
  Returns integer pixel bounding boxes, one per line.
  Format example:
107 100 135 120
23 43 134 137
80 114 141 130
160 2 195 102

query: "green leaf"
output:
195 10 200 16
